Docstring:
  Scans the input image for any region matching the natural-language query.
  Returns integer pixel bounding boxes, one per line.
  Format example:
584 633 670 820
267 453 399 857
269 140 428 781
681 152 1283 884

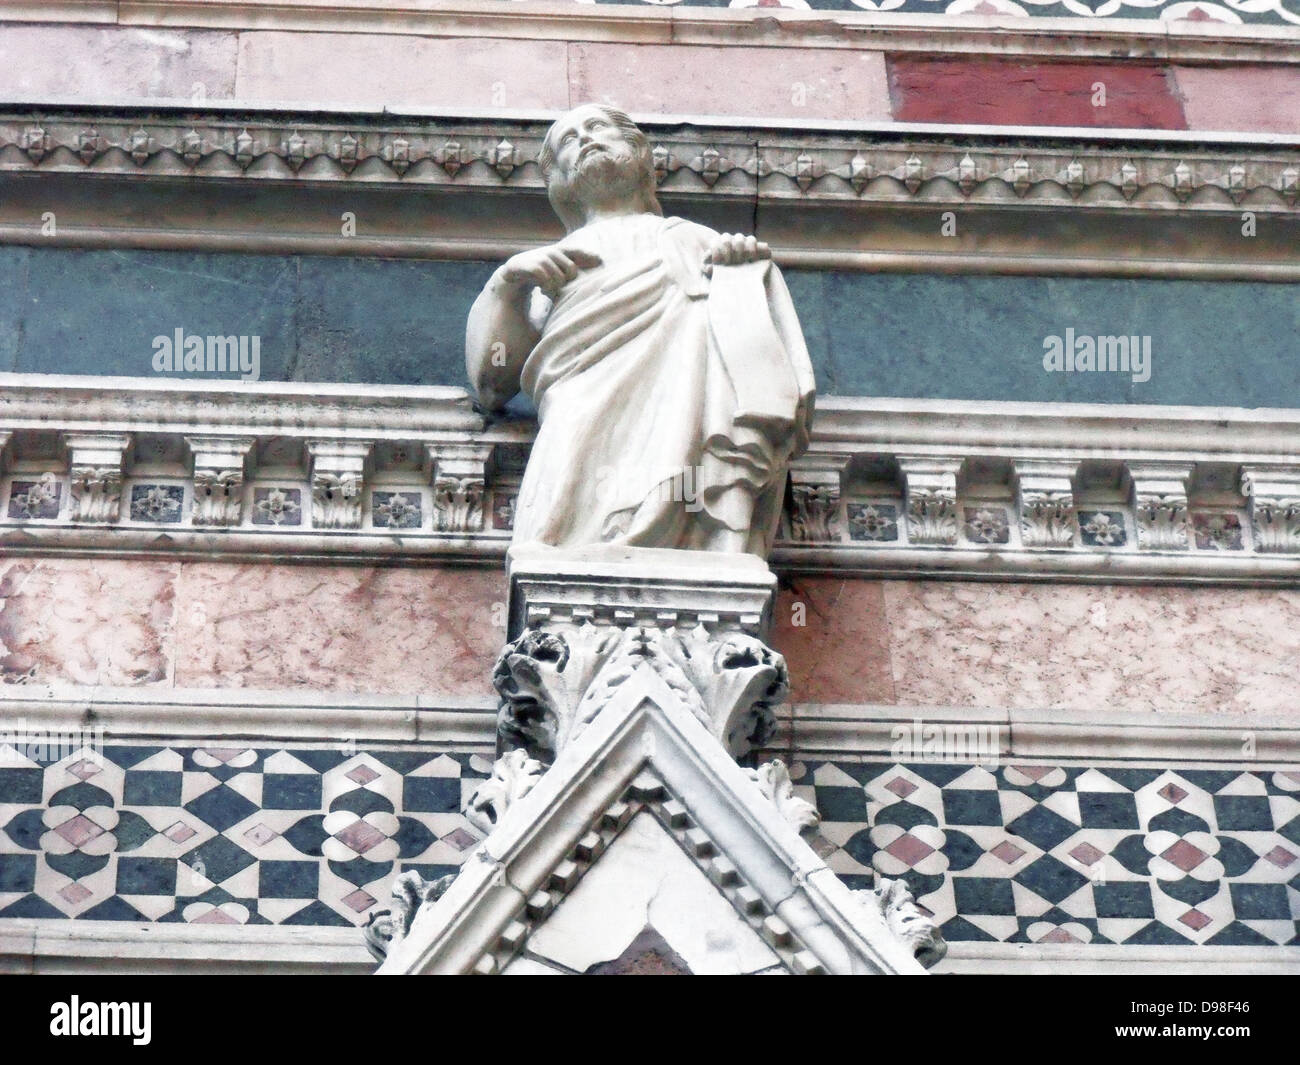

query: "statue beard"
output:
562 147 647 217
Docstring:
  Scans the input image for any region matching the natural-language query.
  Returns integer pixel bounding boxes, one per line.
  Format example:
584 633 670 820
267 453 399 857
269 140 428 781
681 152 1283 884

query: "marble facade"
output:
1 0 1298 975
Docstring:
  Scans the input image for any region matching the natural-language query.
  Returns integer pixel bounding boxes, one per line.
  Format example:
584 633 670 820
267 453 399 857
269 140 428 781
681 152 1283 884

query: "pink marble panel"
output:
569 43 892 122
1173 65 1300 134
0 26 238 102
774 579 896 705
171 562 501 696
882 580 1300 716
234 32 569 111
0 558 177 686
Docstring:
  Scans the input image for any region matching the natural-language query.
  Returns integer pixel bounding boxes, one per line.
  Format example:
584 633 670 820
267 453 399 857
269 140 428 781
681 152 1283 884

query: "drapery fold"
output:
513 213 815 557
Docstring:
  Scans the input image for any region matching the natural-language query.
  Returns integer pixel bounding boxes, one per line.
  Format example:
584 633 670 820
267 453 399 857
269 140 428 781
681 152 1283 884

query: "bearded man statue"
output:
466 104 815 558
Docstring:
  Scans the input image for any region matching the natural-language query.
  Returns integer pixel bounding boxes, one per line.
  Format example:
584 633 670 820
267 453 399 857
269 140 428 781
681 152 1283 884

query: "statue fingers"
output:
535 259 567 295
755 240 772 260
547 250 581 282
558 243 602 269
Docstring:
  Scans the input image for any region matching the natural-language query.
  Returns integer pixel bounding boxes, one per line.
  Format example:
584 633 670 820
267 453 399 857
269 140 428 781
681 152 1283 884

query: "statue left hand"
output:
703 233 771 277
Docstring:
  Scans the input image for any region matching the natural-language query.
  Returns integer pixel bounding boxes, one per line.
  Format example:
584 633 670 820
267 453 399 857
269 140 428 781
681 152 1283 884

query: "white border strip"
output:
5 686 1298 763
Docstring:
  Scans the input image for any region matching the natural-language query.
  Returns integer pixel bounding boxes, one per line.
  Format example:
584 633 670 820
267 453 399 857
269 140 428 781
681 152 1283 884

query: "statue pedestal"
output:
505 543 778 641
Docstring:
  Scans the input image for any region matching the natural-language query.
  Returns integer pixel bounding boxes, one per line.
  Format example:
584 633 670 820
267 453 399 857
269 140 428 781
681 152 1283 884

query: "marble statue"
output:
466 104 815 558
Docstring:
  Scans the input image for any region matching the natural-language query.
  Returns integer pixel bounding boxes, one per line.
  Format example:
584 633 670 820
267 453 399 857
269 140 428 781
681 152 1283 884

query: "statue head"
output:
538 104 663 233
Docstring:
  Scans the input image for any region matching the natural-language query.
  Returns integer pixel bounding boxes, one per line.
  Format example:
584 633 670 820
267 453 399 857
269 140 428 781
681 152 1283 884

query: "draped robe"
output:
512 213 815 557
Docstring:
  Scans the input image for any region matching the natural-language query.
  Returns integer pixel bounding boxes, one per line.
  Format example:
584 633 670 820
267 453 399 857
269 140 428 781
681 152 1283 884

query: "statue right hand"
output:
495 243 602 299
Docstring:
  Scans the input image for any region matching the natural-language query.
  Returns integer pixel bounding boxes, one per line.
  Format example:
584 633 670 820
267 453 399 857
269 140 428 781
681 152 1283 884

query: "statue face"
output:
547 106 638 186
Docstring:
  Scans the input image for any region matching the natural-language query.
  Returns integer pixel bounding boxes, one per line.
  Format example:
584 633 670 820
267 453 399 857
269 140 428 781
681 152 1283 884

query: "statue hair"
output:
538 105 663 232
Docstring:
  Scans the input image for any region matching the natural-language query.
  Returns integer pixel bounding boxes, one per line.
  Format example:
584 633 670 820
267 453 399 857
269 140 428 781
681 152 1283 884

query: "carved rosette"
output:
1241 466 1300 554
899 457 961 547
493 623 788 764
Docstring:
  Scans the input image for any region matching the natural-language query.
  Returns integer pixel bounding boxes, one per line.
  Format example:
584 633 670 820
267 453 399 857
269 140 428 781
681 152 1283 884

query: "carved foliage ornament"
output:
69 467 123 524
462 749 545 838
856 877 948 969
745 759 820 836
1020 490 1076 549
493 624 788 764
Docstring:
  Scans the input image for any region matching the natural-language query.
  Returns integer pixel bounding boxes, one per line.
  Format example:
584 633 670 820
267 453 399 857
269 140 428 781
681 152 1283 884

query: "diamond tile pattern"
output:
802 759 1300 947
2 745 1298 948
0 744 488 927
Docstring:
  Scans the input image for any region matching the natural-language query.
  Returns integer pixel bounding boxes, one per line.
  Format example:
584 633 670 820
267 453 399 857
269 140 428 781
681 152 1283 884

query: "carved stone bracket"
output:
63 432 131 524
899 456 962 546
426 442 493 534
1241 464 1300 553
186 435 255 527
307 439 372 530
1128 461 1193 551
856 877 948 969
1014 459 1078 549
787 455 848 543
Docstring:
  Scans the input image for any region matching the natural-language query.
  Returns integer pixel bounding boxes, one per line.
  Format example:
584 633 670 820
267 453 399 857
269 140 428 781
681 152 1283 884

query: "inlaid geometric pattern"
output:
797 760 1300 947
0 742 488 927
3 743 1298 946
516 0 1297 27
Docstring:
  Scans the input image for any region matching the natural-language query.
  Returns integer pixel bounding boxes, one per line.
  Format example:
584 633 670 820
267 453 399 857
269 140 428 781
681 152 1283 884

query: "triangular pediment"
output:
506 809 785 975
378 663 925 975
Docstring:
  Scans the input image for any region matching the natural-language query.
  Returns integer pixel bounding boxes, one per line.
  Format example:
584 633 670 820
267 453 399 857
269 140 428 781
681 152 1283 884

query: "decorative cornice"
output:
1 110 1296 279
8 377 1300 582
3 112 1295 210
